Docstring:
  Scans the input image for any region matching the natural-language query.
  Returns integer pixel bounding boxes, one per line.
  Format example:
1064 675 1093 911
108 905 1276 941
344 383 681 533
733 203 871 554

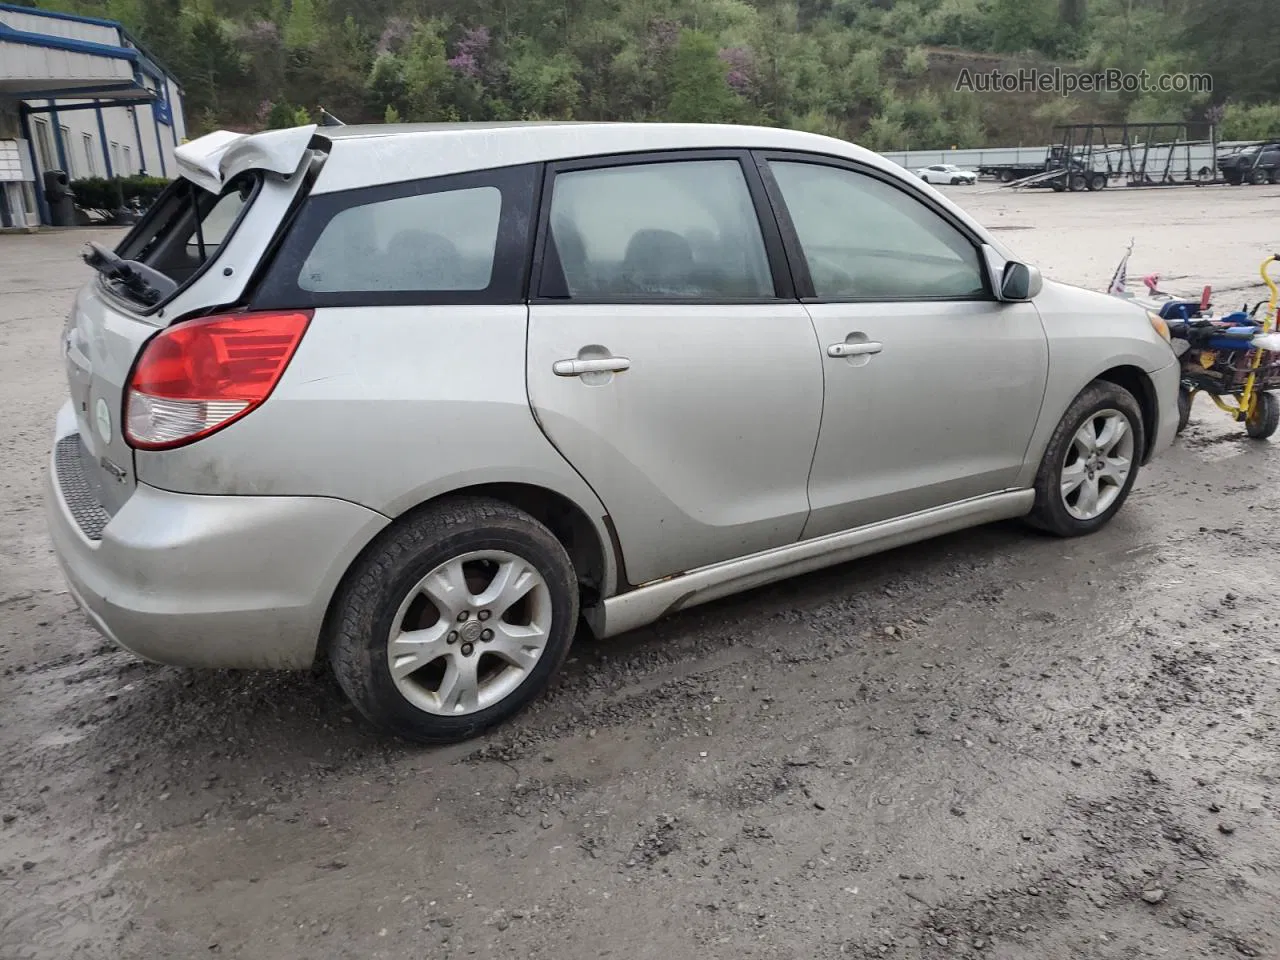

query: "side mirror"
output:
999 260 1042 301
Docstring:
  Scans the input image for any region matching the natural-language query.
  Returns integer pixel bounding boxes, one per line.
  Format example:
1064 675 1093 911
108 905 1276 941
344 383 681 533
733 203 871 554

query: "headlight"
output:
1147 310 1171 342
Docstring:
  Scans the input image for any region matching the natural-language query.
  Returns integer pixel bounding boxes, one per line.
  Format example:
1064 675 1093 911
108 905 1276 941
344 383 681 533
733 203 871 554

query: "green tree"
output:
667 29 741 122
1222 103 1280 140
284 0 320 50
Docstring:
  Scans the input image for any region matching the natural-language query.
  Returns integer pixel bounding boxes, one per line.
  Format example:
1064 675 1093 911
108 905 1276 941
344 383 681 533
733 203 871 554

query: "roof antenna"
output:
318 107 345 127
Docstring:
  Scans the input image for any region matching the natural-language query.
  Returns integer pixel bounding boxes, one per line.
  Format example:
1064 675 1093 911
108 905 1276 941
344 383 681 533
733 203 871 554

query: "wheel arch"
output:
1095 364 1158 462
316 481 621 666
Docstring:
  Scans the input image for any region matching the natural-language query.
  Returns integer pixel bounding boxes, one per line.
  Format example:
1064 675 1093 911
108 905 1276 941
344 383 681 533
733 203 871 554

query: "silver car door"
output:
758 154 1049 539
526 153 823 586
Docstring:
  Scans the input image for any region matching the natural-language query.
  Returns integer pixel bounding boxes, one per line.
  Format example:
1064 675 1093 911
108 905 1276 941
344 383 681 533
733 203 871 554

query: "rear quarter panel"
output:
1016 279 1178 488
133 306 619 594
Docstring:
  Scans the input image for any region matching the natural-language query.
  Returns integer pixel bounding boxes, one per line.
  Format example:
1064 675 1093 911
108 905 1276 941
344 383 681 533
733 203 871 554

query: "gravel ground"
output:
3 184 1280 960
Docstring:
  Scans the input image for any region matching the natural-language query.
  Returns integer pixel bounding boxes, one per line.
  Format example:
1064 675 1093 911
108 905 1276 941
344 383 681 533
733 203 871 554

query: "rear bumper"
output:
45 401 388 669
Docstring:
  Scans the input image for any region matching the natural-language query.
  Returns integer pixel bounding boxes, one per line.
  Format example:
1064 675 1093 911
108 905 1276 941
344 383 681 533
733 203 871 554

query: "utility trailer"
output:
1000 122 1229 192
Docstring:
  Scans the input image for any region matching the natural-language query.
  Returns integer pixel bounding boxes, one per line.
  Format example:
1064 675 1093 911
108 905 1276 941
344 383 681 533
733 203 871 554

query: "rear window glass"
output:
296 186 502 293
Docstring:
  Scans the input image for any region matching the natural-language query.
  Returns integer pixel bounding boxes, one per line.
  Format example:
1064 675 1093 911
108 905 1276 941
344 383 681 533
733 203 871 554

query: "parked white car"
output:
917 164 979 185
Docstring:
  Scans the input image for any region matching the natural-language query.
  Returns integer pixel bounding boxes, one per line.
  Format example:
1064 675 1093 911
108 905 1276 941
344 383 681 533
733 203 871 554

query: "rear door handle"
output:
828 341 883 358
553 356 631 376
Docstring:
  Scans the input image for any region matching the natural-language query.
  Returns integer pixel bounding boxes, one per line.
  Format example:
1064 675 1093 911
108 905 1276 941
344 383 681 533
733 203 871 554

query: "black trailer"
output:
995 121 1221 192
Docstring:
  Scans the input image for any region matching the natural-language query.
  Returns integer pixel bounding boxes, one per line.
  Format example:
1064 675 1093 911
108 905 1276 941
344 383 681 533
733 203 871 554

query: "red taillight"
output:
125 310 312 450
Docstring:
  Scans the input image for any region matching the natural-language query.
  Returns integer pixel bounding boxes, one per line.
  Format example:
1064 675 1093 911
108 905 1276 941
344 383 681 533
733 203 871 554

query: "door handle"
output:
553 356 631 377
828 341 883 358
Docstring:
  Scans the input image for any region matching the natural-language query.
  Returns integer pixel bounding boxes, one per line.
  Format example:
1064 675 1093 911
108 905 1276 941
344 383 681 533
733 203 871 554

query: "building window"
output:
60 125 74 178
83 133 97 177
31 117 55 171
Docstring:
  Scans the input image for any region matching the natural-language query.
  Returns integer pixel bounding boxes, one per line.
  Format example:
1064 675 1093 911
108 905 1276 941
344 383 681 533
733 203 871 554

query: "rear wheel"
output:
1026 381 1145 537
1069 174 1087 192
1088 173 1107 191
1245 391 1280 439
1249 168 1268 185
999 169 1015 183
327 497 579 743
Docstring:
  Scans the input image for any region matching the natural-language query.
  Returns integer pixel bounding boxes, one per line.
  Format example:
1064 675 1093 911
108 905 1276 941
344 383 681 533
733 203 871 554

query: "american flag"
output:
1107 239 1134 296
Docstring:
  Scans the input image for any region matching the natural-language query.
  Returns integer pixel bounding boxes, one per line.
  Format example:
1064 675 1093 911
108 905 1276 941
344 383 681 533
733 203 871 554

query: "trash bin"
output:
43 170 77 227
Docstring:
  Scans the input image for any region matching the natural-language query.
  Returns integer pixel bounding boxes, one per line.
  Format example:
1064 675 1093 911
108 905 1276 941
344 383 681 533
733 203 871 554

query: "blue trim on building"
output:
0 18 136 60
94 102 114 178
18 105 51 225
11 83 148 102
0 2 118 28
22 96 139 113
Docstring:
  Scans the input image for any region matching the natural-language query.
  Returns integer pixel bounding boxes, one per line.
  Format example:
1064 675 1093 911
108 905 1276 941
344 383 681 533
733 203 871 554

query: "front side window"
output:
298 186 502 293
768 160 986 301
544 159 774 300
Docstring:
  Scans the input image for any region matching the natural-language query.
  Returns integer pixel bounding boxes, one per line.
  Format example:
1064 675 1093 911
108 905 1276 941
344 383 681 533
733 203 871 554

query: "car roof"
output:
309 121 892 194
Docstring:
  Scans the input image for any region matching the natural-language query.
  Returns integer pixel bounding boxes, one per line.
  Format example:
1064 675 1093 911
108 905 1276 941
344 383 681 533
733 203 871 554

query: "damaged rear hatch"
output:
63 124 323 516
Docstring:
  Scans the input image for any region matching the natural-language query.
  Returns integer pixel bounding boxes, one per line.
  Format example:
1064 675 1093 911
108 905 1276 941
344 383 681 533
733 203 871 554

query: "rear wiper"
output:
82 241 177 306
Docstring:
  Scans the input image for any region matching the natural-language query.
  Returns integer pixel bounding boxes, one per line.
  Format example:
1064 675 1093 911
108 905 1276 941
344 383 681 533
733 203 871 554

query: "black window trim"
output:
251 163 541 310
103 171 264 317
752 150 997 305
528 148 797 306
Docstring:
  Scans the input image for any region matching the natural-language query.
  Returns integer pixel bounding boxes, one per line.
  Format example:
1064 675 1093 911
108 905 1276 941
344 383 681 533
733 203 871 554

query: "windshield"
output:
91 173 259 310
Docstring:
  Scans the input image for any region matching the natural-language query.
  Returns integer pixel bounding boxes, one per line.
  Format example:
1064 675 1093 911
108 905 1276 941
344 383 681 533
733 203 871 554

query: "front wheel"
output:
327 497 579 743
1025 381 1145 537
1245 391 1280 439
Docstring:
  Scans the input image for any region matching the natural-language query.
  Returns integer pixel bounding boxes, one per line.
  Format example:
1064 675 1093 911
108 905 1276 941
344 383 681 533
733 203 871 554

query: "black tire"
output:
1051 180 1066 192
1069 174 1087 192
1249 168 1268 185
950 177 960 185
1025 381 1146 537
999 169 1015 183
1245 391 1280 439
1089 173 1107 191
1176 386 1192 435
327 497 579 743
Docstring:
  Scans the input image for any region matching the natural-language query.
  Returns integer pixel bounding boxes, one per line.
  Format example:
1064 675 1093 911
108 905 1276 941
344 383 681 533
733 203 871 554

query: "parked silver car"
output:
45 121 1180 742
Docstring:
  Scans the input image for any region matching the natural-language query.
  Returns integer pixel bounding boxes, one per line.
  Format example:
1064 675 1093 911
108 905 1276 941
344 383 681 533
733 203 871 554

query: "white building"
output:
0 2 186 227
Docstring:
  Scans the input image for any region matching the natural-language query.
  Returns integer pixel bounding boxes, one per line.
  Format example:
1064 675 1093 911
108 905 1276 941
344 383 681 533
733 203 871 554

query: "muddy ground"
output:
2 185 1280 960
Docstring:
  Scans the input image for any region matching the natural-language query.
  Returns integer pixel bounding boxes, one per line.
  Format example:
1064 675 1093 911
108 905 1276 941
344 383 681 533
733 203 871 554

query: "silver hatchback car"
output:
46 121 1180 742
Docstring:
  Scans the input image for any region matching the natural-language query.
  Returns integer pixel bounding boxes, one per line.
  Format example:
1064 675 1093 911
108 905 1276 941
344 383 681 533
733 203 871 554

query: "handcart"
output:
1172 255 1280 440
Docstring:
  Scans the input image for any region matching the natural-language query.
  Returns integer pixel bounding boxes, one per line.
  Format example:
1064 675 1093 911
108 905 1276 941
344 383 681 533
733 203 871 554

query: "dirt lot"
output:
3 184 1280 960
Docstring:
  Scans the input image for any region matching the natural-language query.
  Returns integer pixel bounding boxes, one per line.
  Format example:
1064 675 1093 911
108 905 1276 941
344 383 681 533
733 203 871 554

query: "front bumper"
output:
1147 358 1180 463
45 401 388 670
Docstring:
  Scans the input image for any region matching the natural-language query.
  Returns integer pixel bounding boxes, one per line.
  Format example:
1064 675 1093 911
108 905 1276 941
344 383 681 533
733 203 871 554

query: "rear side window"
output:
299 187 501 292
254 164 538 309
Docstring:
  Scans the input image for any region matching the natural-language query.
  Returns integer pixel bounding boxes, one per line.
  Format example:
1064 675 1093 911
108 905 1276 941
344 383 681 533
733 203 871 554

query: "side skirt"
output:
591 490 1035 638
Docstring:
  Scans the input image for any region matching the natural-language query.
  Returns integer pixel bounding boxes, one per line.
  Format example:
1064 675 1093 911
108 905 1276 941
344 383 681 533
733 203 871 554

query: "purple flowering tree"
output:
447 26 491 80
718 46 756 96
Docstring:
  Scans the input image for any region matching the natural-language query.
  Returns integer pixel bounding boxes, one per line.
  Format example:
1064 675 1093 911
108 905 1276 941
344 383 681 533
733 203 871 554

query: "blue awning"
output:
0 5 167 103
